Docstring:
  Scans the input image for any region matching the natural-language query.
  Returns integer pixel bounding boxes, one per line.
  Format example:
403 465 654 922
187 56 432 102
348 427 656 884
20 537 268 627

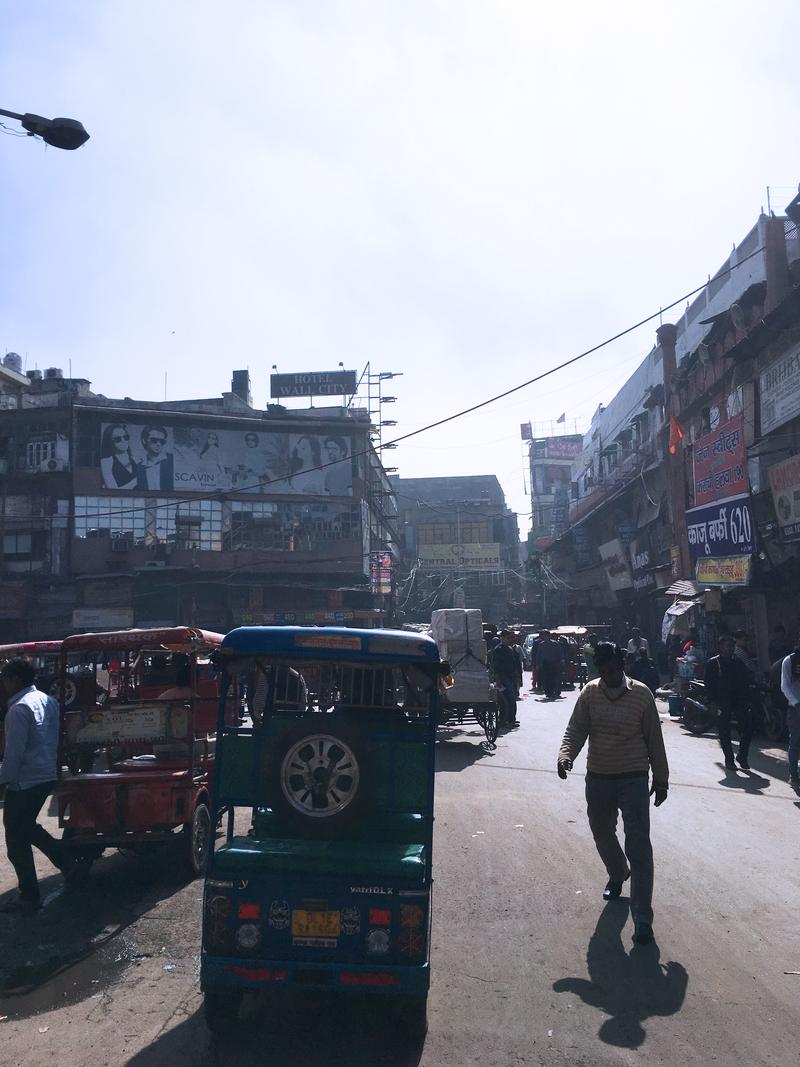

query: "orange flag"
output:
668 416 684 455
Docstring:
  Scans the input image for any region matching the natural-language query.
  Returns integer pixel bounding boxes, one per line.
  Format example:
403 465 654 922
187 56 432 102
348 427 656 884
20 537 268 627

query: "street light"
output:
0 107 89 150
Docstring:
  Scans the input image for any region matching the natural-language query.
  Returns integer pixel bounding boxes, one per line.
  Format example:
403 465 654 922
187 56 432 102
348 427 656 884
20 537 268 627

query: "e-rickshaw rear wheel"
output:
183 802 212 878
204 987 242 1034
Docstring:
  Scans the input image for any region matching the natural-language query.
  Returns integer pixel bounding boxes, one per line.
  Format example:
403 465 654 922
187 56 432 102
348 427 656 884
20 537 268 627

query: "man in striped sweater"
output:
557 641 669 946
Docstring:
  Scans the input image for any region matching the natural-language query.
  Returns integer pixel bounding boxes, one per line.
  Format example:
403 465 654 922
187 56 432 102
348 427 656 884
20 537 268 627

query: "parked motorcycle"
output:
681 676 786 741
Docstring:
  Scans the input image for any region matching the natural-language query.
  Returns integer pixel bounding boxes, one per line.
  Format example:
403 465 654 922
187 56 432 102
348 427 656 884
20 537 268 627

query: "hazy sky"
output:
2 1 798 529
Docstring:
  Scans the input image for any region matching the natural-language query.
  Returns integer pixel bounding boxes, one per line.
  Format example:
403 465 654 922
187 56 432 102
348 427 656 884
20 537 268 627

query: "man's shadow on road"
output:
553 902 688 1049
714 763 771 795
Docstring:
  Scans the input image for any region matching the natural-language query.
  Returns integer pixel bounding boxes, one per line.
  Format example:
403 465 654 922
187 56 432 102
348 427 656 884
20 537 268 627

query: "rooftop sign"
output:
270 370 358 399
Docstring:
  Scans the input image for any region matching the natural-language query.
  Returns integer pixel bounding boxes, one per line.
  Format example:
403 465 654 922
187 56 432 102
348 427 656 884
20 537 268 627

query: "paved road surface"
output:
1 679 798 1066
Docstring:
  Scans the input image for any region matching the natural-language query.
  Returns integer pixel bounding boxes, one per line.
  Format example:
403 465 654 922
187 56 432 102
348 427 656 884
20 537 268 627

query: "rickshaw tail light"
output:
224 965 288 983
400 905 423 928
340 972 400 987
368 908 391 927
238 903 261 920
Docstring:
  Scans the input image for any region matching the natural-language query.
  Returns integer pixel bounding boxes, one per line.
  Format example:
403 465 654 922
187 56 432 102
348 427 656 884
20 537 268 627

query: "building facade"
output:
538 199 800 662
391 475 520 624
0 365 398 640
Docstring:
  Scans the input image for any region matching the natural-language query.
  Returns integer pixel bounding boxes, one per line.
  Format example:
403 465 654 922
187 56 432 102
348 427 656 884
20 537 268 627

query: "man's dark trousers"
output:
717 704 754 764
497 677 517 724
585 774 654 924
3 782 70 903
539 662 560 698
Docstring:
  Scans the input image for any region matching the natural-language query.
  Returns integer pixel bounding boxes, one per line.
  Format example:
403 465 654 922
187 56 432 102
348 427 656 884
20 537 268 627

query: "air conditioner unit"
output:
39 457 66 473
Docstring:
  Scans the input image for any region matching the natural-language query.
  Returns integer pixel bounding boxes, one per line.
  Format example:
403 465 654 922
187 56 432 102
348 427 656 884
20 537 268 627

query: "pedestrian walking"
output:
780 634 800 788
491 629 520 728
536 630 563 699
581 633 600 683
629 647 660 695
732 629 758 676
512 631 524 699
769 624 791 667
626 627 650 664
704 634 754 771
0 657 75 914
557 641 669 946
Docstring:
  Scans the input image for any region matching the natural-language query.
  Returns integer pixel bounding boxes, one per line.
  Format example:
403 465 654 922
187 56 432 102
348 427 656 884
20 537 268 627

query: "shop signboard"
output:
760 342 800 436
598 538 633 591
530 436 583 461
695 556 751 587
685 494 754 563
72 608 134 629
692 414 747 507
370 551 393 595
270 369 358 399
244 610 355 625
630 537 656 594
767 453 800 543
670 545 681 578
418 543 501 571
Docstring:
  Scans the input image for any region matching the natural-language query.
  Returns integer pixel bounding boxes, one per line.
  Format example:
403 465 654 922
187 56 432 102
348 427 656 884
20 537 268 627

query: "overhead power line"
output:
54 234 773 526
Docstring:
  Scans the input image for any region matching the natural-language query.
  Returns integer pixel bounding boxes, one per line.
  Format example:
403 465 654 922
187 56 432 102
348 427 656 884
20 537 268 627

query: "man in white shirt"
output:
780 639 800 787
0 657 74 914
626 628 650 660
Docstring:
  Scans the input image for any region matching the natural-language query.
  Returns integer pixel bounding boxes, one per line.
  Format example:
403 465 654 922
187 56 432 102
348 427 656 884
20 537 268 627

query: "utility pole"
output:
658 323 691 579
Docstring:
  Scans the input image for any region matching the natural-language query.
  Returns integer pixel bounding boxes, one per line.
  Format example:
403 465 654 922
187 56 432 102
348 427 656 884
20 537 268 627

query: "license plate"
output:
291 910 341 938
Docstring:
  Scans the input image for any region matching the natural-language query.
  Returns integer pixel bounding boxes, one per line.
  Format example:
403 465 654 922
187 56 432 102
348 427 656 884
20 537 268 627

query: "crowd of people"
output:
483 623 664 730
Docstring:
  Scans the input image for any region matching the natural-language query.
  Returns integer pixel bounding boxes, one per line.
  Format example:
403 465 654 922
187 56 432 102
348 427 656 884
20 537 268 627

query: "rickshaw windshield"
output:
229 656 437 722
217 625 442 723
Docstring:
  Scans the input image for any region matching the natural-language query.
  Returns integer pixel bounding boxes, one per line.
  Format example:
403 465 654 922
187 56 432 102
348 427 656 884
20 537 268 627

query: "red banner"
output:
692 415 748 507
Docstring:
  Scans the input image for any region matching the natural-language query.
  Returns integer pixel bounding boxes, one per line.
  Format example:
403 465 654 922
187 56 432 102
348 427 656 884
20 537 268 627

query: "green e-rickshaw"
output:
200 626 442 1035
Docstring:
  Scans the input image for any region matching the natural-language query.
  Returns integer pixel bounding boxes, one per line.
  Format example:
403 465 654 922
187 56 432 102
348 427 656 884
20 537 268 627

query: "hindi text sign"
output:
692 415 747 507
768 453 800 543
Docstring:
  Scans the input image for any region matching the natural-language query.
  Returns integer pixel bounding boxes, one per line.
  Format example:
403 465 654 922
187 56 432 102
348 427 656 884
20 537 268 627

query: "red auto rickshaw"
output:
0 640 64 692
54 627 236 877
0 641 67 752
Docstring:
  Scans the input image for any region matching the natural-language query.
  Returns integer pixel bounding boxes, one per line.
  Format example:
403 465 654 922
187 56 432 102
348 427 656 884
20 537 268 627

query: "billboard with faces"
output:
100 422 353 496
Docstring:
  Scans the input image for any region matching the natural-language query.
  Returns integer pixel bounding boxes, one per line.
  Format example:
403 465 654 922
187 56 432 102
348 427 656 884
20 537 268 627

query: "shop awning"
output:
664 579 705 597
665 599 700 617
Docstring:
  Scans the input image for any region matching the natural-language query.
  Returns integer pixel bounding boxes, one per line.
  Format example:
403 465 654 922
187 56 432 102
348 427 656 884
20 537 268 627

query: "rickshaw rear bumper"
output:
201 954 430 996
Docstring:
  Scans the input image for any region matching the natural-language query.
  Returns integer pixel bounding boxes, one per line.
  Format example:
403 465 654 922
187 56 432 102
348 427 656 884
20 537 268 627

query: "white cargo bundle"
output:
430 608 484 649
445 669 494 705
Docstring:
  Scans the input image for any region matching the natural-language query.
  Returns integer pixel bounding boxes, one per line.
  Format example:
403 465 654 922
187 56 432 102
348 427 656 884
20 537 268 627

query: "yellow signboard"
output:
695 555 751 587
417 543 501 571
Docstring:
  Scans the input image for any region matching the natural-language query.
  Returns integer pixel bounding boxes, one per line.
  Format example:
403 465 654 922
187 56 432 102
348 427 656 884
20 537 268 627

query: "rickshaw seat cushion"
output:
213 837 426 880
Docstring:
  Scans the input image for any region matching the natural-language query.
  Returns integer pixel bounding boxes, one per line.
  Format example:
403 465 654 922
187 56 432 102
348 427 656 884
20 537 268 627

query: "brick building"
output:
0 366 398 640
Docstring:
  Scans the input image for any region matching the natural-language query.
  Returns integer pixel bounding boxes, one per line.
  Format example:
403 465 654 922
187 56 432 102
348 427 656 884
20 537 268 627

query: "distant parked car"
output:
522 633 539 671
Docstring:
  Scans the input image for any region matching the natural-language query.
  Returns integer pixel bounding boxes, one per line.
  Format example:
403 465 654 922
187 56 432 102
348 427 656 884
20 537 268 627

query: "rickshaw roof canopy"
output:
0 640 63 657
220 626 441 663
61 627 225 654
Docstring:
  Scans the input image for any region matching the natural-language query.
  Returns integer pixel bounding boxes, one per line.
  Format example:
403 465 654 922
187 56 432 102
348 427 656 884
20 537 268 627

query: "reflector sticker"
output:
341 907 361 935
268 899 290 930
